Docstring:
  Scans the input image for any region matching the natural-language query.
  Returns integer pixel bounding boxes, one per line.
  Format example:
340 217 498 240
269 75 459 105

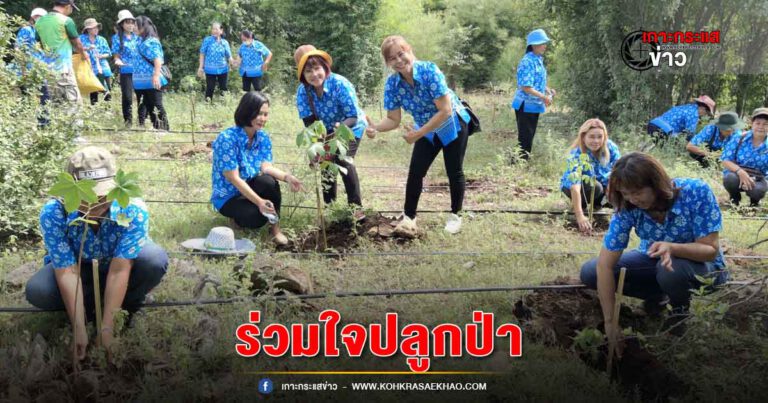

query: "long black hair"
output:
116 18 135 53
136 15 159 40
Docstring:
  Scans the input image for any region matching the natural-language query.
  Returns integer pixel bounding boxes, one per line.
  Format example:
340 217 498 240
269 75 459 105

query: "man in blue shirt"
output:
686 111 743 168
25 147 167 359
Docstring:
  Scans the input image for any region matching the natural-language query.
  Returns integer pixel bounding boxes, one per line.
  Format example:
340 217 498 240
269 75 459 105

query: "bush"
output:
0 10 81 241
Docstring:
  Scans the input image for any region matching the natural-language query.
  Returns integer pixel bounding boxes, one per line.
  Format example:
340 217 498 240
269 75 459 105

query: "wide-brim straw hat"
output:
293 44 333 81
82 18 102 33
694 95 716 116
181 226 256 255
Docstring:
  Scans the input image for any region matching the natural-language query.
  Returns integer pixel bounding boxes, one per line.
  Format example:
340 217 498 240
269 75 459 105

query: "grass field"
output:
1 88 767 401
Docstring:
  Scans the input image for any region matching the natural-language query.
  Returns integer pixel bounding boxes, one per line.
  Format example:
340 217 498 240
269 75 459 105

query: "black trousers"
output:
514 103 540 160
242 76 263 92
404 119 469 219
562 181 605 210
723 172 768 206
219 175 282 229
206 73 228 100
90 74 112 105
322 137 362 206
135 89 169 130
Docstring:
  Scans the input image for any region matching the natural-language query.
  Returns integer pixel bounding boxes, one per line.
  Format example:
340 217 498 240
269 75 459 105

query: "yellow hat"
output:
293 44 333 81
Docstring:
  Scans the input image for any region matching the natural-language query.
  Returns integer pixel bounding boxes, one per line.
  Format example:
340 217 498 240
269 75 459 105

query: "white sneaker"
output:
444 213 462 234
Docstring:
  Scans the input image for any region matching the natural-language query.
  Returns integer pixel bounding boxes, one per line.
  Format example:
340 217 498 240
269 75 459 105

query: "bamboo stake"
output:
607 267 627 373
92 259 103 349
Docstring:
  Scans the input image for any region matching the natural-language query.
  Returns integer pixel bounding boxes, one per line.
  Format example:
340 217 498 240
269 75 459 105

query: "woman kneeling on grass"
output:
580 152 727 338
560 118 620 234
365 35 471 235
210 91 304 246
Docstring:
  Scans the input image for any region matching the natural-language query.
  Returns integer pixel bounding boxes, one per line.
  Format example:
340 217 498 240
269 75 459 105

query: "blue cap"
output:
526 29 550 46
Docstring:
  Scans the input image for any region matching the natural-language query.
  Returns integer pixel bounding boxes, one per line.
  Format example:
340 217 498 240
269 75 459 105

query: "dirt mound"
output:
288 214 419 253
159 143 212 160
514 277 688 400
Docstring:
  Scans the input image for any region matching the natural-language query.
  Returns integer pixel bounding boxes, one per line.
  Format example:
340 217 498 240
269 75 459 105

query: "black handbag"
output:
460 99 481 136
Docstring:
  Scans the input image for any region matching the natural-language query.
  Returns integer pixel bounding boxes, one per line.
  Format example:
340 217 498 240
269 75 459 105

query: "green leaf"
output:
48 172 98 213
107 170 143 208
335 124 355 142
116 213 132 227
311 121 327 137
329 139 338 155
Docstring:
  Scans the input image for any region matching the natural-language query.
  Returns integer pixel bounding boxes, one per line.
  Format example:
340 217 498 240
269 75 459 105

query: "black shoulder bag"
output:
459 99 481 136
139 42 172 82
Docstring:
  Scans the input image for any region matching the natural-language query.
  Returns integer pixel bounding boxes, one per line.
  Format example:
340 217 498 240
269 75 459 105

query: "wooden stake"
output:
607 267 627 373
92 259 103 348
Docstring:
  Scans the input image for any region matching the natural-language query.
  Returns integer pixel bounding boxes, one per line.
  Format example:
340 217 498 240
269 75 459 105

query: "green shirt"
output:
35 12 78 71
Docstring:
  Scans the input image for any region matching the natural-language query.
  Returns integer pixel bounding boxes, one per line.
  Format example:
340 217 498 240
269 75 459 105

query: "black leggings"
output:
323 137 362 206
219 175 282 229
404 119 469 219
90 74 112 105
242 76 263 92
514 103 540 160
206 73 228 100
135 89 169 130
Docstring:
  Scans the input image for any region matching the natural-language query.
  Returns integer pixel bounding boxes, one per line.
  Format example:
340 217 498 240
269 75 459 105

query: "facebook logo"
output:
258 378 273 394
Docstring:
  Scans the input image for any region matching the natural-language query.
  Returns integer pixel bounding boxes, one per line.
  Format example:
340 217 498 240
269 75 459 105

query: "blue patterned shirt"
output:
79 34 112 77
16 26 44 61
211 126 274 211
238 40 270 77
133 37 168 90
111 33 141 74
296 73 367 139
649 103 700 136
200 36 231 75
40 198 150 270
560 140 621 190
690 125 739 152
720 130 768 176
603 178 725 269
511 51 548 114
383 61 470 146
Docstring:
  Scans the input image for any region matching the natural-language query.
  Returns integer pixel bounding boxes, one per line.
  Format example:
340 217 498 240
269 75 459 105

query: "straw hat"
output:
293 44 332 81
181 227 256 255
116 10 135 25
751 107 768 121
693 95 716 116
82 18 102 33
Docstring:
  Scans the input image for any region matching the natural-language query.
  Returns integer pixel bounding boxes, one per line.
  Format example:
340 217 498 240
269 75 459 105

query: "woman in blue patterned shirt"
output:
134 16 169 130
721 108 768 206
236 30 271 92
365 36 471 235
580 152 726 338
685 111 743 168
79 18 112 105
198 22 234 102
112 10 142 127
560 118 621 233
211 92 304 246
647 95 715 140
511 29 556 162
294 45 367 208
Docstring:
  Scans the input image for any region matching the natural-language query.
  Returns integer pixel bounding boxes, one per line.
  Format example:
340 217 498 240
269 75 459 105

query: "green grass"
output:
1 89 767 401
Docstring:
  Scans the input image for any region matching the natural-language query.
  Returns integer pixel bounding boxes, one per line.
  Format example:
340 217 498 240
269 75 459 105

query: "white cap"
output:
116 10 135 25
31 8 47 18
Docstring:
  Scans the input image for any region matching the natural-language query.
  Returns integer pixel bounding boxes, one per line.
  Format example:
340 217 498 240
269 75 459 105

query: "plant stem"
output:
92 258 103 349
314 169 327 251
73 220 88 373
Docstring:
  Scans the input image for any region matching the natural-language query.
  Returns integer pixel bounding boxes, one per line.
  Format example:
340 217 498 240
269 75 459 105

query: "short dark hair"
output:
241 29 253 39
607 152 679 211
299 55 331 84
234 91 270 128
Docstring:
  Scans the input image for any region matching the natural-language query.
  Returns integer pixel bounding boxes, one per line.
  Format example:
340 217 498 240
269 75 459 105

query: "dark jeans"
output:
89 74 112 105
404 119 469 219
25 243 168 319
580 250 724 309
514 103 540 160
723 171 768 206
242 76 263 92
562 181 605 210
135 89 169 130
323 137 362 206
219 175 282 229
38 82 50 127
689 152 711 168
206 73 228 100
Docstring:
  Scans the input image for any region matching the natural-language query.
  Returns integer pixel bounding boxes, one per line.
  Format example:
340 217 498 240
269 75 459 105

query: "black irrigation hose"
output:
121 158 408 170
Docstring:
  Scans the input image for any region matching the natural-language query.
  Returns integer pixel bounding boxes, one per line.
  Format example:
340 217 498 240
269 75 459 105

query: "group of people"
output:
18 8 739 359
